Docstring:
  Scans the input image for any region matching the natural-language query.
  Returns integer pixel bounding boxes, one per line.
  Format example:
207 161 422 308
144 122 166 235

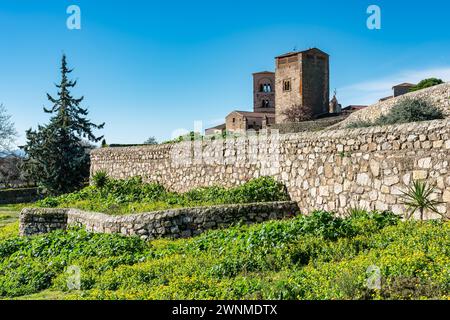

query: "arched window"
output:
260 82 273 93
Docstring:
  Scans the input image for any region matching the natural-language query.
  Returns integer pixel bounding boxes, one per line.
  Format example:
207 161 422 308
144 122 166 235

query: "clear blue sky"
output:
1 0 449 146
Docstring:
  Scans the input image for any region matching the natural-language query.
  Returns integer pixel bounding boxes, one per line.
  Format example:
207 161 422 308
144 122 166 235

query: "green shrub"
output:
347 98 444 129
409 78 444 92
92 171 109 189
35 176 290 214
376 98 444 125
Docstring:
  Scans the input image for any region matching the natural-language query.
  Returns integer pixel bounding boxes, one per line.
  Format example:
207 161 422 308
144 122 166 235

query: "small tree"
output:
143 136 158 145
280 104 313 122
23 55 104 195
0 104 17 155
410 78 444 92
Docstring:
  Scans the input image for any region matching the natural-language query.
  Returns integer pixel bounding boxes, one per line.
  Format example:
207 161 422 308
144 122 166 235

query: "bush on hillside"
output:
347 98 444 129
376 98 444 125
409 78 444 92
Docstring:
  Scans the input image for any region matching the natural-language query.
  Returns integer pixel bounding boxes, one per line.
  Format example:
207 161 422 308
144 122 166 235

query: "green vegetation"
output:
347 98 444 129
0 210 448 300
401 180 443 220
410 78 444 92
35 176 290 214
143 136 158 145
22 54 104 196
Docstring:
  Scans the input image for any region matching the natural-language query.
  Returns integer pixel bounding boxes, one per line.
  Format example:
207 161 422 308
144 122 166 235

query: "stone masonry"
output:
20 201 300 238
91 118 450 220
275 48 330 123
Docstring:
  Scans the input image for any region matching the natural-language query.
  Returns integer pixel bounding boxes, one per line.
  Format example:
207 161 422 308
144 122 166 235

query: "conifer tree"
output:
23 55 104 195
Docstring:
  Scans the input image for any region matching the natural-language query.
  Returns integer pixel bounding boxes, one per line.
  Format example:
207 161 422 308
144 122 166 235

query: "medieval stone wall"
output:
91 119 450 219
20 201 300 238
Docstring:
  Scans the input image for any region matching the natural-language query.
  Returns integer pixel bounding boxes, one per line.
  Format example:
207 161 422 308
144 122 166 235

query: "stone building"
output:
205 47 331 134
275 48 330 124
393 83 415 97
225 111 275 133
204 123 226 135
379 82 416 101
205 71 277 135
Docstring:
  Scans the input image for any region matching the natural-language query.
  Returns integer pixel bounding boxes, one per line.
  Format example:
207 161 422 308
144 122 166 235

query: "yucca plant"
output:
400 180 443 220
92 170 109 189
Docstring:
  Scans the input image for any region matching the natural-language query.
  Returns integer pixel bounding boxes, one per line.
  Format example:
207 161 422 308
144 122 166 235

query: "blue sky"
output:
1 0 449 146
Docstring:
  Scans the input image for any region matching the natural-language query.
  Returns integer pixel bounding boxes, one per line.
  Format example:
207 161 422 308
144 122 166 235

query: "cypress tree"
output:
23 55 104 195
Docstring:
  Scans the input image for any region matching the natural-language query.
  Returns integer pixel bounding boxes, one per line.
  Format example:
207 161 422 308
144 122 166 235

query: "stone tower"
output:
253 71 275 113
275 48 330 123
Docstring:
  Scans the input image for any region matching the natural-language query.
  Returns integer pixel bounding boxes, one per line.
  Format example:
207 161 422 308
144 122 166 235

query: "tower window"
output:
260 83 272 93
262 100 270 108
283 80 291 92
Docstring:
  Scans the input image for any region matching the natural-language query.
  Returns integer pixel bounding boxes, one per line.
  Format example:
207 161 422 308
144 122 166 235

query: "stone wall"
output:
91 119 450 219
19 201 300 238
333 83 450 129
0 187 41 205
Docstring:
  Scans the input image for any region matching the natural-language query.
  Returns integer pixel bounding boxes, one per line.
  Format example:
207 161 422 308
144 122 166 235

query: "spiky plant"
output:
400 180 443 221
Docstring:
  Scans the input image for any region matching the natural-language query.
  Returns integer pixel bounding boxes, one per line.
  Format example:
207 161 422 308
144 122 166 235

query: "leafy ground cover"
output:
35 176 290 215
0 210 448 300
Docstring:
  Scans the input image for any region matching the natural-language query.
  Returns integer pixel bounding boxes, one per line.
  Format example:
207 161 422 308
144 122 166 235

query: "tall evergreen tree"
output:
23 55 104 195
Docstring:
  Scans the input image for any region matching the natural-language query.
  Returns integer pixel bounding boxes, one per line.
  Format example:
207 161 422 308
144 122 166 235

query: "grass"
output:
0 210 448 300
0 204 27 228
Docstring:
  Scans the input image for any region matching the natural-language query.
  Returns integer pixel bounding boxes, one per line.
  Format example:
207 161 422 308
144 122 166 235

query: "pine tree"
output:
23 55 104 195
